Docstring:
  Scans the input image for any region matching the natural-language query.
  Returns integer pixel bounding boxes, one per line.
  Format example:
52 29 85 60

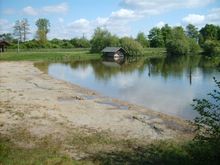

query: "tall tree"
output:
136 32 149 48
90 27 119 53
166 26 190 55
13 19 30 42
186 24 199 41
35 18 50 44
20 18 30 42
13 20 22 41
161 24 172 45
148 27 164 47
199 24 219 43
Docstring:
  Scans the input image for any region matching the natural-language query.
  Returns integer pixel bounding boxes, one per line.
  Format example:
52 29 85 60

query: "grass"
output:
0 49 100 62
7 48 90 52
0 48 166 62
2 47 219 164
0 135 89 165
1 131 219 165
143 48 166 58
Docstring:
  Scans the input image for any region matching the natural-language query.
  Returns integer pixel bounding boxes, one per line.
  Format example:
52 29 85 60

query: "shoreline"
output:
0 61 193 151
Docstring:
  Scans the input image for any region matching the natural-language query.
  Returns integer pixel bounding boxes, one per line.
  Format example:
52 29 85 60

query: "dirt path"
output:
0 62 192 148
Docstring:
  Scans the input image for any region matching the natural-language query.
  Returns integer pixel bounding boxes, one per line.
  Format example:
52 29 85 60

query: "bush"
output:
90 27 120 53
166 39 189 56
192 77 220 142
120 37 144 56
188 38 200 54
203 40 220 56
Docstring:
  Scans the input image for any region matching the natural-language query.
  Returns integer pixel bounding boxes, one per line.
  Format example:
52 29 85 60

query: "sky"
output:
0 0 220 40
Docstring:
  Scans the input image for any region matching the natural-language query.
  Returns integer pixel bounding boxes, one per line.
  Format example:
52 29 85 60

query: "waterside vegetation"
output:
1 18 220 57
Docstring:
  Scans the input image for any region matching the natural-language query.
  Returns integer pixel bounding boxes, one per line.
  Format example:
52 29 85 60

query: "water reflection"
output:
36 56 220 120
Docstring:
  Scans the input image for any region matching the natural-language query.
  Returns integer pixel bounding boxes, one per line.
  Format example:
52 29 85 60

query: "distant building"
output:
101 47 126 60
0 40 10 52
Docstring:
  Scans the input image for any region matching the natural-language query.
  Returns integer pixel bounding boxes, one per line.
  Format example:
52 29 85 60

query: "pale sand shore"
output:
0 62 193 145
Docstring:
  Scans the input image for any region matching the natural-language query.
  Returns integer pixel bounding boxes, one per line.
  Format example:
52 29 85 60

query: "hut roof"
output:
101 47 125 53
0 40 10 46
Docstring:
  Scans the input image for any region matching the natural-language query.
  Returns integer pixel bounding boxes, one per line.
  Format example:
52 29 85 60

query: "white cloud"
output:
42 3 68 13
69 19 90 29
111 8 138 19
0 19 13 34
22 6 38 16
95 17 109 27
206 8 220 24
182 14 205 25
66 19 92 37
182 8 220 26
63 7 138 39
156 21 165 28
22 3 69 16
120 0 215 16
185 0 214 8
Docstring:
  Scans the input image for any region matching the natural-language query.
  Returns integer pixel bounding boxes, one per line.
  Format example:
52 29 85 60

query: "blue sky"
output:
0 0 220 39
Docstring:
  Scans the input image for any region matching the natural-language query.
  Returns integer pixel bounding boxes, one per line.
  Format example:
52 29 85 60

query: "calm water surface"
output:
36 56 220 120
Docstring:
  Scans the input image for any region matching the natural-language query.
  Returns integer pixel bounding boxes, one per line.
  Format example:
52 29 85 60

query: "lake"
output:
36 55 220 120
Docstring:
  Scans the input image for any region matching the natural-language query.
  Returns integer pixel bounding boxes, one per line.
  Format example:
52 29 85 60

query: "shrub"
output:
90 27 120 53
192 77 220 142
203 40 220 56
188 38 200 54
166 39 189 56
120 37 144 56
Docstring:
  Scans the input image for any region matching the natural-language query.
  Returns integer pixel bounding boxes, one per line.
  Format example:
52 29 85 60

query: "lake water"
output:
36 56 220 120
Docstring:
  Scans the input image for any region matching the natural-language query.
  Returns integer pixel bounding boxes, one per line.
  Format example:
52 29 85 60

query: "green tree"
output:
203 40 220 56
199 24 219 44
90 27 119 53
148 27 164 47
13 20 22 41
70 37 90 48
20 18 30 42
186 24 199 41
77 38 90 48
136 32 149 48
188 38 200 54
166 26 190 56
13 18 30 42
161 24 172 45
50 38 63 48
120 37 144 56
185 25 201 54
35 18 50 44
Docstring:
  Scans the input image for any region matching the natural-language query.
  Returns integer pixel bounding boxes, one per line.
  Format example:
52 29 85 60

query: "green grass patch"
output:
0 136 92 165
1 129 220 165
143 48 166 58
0 48 166 62
0 50 100 62
89 140 220 165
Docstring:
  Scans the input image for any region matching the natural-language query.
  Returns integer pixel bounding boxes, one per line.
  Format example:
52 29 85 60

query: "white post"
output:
17 38 20 53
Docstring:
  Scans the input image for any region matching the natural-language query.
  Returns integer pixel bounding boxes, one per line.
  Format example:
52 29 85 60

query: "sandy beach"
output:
0 61 193 154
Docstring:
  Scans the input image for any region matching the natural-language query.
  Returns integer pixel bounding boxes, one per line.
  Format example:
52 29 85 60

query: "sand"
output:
0 61 193 143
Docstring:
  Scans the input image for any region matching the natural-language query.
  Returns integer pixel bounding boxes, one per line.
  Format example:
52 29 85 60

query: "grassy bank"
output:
1 133 219 165
143 48 166 58
0 49 100 62
0 48 166 61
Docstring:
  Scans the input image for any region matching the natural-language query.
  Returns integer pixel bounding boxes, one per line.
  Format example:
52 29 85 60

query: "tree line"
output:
0 17 219 56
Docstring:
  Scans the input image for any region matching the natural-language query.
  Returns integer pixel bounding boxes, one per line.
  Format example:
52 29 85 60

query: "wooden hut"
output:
101 47 126 60
0 40 10 52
